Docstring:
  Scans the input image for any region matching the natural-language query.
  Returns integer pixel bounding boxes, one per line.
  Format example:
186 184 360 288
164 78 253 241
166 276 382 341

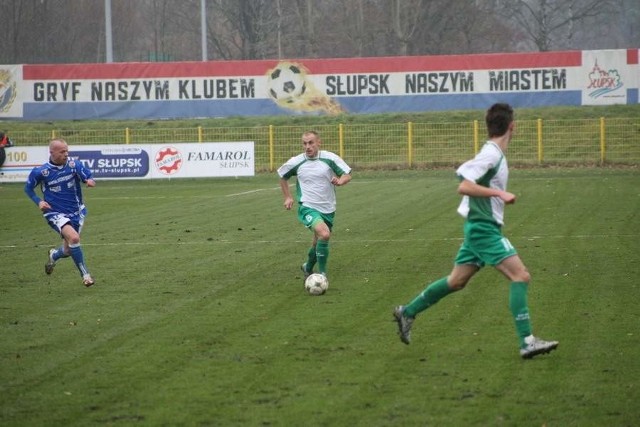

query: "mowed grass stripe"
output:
1 169 639 426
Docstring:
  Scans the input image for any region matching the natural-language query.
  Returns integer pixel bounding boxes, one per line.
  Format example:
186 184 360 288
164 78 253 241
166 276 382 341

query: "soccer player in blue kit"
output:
25 138 96 287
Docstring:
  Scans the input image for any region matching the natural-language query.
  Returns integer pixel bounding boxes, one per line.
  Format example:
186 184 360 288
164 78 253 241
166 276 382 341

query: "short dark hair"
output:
485 103 514 137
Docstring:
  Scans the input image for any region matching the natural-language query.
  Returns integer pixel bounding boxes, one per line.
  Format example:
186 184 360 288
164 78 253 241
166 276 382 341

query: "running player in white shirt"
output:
25 138 96 287
393 103 558 359
278 130 352 282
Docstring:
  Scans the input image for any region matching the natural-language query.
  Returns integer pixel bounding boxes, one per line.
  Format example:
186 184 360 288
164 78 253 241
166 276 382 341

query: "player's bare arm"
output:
458 179 516 204
331 173 351 186
279 178 294 210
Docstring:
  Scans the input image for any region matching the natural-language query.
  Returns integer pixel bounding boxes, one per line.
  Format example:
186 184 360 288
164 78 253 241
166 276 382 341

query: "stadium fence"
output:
7 117 639 171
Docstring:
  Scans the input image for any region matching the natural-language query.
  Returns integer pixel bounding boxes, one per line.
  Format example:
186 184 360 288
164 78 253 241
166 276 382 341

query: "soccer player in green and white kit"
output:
393 103 558 359
278 130 352 283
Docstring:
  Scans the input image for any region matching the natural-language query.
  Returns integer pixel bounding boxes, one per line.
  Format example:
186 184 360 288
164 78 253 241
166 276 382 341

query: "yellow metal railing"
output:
600 117 606 165
6 117 638 171
537 118 543 164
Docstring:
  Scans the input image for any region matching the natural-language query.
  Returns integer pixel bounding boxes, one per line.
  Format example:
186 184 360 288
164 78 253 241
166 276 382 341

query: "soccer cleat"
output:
45 248 57 275
82 275 95 287
393 305 414 345
520 335 559 359
301 263 311 284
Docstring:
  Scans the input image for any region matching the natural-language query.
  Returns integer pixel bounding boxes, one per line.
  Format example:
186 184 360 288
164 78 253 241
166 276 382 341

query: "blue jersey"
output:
24 158 93 215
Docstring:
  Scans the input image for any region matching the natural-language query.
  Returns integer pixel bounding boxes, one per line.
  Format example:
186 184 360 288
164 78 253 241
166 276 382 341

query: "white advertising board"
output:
0 142 255 183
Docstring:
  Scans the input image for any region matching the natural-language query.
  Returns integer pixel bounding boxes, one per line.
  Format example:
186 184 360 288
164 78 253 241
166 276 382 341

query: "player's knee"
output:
447 276 468 290
67 235 81 245
514 269 531 283
318 231 331 241
315 227 331 241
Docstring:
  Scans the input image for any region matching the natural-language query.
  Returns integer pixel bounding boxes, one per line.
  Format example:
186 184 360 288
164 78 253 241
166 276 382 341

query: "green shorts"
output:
454 220 517 267
298 205 334 230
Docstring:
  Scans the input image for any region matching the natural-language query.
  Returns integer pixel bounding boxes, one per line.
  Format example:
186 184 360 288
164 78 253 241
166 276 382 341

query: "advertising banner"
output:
581 49 636 105
0 49 637 121
0 142 254 183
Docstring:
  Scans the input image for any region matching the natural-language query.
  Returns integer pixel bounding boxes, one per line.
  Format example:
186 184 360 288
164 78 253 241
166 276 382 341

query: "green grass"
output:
1 169 639 426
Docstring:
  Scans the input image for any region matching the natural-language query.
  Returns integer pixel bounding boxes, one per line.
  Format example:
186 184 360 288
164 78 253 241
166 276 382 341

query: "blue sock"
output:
52 245 68 262
69 243 89 277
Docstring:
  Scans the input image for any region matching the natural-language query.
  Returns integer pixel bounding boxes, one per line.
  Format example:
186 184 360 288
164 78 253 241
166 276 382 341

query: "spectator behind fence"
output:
0 132 14 167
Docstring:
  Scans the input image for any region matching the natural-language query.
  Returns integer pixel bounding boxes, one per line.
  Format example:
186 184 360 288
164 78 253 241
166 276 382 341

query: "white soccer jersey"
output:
278 151 351 214
456 141 508 225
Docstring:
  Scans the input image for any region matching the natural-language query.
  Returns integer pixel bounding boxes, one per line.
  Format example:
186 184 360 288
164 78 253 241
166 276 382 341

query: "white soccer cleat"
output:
393 305 414 345
300 263 311 285
82 274 95 287
45 248 56 275
520 335 559 359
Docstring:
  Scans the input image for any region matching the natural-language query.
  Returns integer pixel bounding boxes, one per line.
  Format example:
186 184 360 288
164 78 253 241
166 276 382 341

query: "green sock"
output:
404 277 452 317
316 240 329 274
509 281 532 347
305 246 317 272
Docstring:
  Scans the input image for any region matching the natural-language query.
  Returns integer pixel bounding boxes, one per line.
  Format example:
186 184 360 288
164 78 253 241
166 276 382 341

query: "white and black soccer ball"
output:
304 273 329 296
267 63 307 103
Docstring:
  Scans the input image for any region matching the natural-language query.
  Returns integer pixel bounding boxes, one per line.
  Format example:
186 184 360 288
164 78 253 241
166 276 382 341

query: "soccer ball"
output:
267 62 307 103
304 273 329 296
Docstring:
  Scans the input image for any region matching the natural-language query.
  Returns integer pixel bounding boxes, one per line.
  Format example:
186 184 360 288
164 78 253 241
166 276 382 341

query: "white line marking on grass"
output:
91 196 169 200
347 180 393 184
226 189 264 197
225 187 280 197
86 187 281 201
2 234 637 249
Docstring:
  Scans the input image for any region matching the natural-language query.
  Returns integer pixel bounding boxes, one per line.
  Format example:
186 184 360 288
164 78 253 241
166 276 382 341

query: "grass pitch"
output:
1 168 639 426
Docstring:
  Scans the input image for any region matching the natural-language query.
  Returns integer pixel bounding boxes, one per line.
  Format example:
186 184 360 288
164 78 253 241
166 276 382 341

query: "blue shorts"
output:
44 209 86 236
